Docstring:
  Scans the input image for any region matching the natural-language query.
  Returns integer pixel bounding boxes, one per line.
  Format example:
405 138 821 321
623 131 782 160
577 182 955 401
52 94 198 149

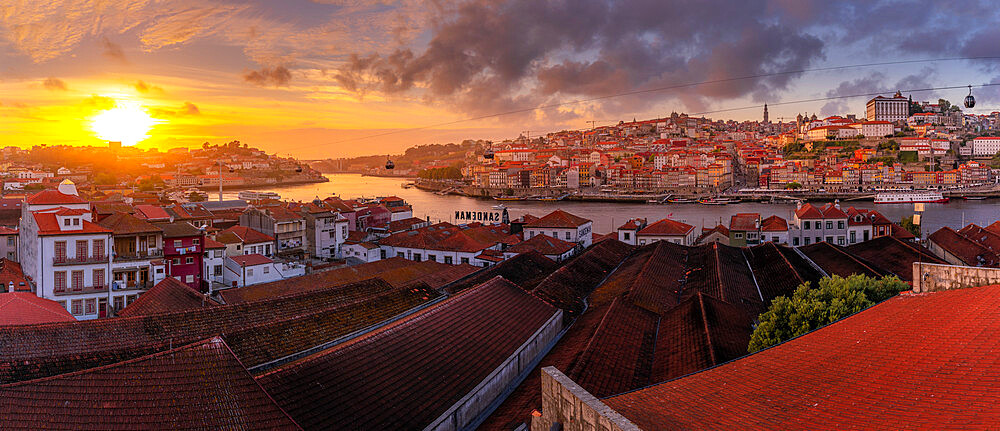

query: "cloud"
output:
244 65 292 87
332 0 824 122
151 101 201 117
132 80 163 93
42 77 67 91
101 37 127 63
181 101 200 115
819 68 938 116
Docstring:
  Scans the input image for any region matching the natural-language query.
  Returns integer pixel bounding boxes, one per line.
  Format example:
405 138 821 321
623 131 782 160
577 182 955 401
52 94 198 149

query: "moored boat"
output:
873 191 947 204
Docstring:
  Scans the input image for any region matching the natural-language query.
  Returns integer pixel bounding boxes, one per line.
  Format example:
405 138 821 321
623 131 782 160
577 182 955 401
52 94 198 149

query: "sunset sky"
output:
2 1 1000 158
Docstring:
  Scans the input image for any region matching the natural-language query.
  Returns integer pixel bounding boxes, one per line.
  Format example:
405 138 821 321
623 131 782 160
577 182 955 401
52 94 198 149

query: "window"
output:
173 240 182 248
428 254 436 262
185 275 194 283
6 237 13 246
54 241 67 261
329 231 335 238
413 254 422 262
263 266 269 274
186 257 194 264
172 258 180 265
735 233 744 239
113 296 124 311
837 237 845 245
640 240 647 245
815 236 821 243
826 236 833 243
148 235 157 246
71 299 83 315
93 239 105 258
213 250 222 258
444 256 453 264
126 294 137 305
58 300 67 311
76 240 87 259
624 232 630 240
837 221 845 229
193 238 200 245
826 221 833 229
93 269 104 287
71 271 84 291
85 298 96 314
247 268 254 277
156 268 163 274
565 232 571 240
73 218 80 226
54 271 66 292
772 236 780 242
397 252 404 258
64 218 71 226
213 265 222 276
803 221 810 230
850 231 856 243
460 257 470 265
803 237 811 245
236 244 242 250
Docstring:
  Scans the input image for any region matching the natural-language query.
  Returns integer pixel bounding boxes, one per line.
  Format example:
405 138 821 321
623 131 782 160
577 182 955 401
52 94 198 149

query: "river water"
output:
225 174 999 237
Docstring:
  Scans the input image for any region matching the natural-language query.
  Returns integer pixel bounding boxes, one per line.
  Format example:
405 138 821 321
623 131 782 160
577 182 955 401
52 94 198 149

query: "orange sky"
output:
1 1 998 158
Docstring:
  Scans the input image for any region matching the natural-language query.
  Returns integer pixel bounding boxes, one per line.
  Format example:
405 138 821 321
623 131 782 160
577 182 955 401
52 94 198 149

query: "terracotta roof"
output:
929 227 998 267
524 209 591 228
257 276 558 430
638 218 694 237
0 293 74 325
799 241 887 278
617 218 646 230
760 214 788 232
216 225 274 244
155 221 203 238
846 236 944 282
508 233 576 256
889 222 916 240
603 284 1000 429
387 217 427 232
0 278 438 383
0 259 29 292
134 205 171 220
795 202 848 219
31 211 112 236
203 237 226 249
230 254 274 266
25 190 87 205
531 239 634 315
118 278 218 317
445 251 560 294
729 213 760 231
0 337 300 430
97 212 162 235
958 224 1000 253
91 201 134 215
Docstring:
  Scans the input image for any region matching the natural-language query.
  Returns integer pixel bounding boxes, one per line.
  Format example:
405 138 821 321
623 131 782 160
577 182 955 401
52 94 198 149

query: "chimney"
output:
6 281 12 293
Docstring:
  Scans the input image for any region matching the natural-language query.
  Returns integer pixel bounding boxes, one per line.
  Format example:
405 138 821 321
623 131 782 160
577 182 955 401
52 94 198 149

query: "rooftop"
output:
0 292 75 325
524 209 591 229
117 278 218 317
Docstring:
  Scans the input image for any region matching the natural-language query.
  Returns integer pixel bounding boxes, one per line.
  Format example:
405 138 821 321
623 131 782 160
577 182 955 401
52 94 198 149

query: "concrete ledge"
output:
912 262 1000 293
532 366 640 431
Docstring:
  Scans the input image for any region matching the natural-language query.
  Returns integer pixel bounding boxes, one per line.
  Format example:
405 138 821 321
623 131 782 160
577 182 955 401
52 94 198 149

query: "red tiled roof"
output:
795 202 848 219
959 224 1000 253
31 211 112 236
929 227 998 267
25 190 87 205
508 233 576 256
760 215 788 232
524 209 591 228
387 217 427 232
134 205 171 220
0 293 74 325
531 239 633 315
603 284 1000 429
203 237 226 249
97 212 162 235
846 236 944 282
256 276 558 430
217 225 274 244
617 218 646 230
230 254 273 266
0 337 300 430
118 278 218 317
445 251 559 294
0 259 29 292
799 241 887 278
638 218 694 237
729 213 759 231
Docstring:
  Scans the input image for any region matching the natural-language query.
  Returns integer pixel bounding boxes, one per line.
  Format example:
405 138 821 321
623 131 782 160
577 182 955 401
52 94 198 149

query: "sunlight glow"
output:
90 100 159 146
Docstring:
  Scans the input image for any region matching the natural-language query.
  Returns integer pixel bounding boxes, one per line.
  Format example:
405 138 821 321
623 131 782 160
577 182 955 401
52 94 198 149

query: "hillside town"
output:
443 93 1000 198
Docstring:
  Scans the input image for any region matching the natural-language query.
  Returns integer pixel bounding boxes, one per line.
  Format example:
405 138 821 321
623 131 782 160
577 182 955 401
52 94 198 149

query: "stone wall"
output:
912 262 1000 293
530 367 639 431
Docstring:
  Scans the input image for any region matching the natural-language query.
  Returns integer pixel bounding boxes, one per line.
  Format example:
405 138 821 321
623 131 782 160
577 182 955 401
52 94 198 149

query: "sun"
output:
90 100 159 146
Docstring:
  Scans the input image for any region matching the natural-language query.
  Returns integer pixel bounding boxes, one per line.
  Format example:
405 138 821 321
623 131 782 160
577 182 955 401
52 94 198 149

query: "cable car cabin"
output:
385 160 395 170
965 85 976 109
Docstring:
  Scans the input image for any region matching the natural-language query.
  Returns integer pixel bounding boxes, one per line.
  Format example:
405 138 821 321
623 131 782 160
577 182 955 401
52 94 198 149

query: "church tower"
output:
763 104 769 123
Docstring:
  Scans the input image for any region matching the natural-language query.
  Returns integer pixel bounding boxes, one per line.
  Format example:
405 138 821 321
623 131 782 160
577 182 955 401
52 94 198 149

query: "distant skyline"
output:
2 1 1000 157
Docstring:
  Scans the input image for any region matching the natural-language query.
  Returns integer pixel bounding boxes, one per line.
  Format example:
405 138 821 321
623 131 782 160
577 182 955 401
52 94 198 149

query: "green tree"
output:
786 181 802 190
990 150 1000 169
898 150 919 163
188 191 207 202
748 274 908 352
900 216 921 238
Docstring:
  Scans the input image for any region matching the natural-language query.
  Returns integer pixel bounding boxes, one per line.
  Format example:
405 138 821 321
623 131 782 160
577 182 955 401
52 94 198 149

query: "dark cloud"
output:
101 37 127 63
244 65 293 87
820 68 937 116
333 0 824 120
133 80 163 93
42 77 67 91
181 102 200 115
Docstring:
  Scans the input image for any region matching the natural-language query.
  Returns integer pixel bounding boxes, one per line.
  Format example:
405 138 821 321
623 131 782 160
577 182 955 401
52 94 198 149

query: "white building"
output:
0 227 17 261
203 238 227 290
343 242 381 263
789 202 849 247
853 121 894 138
523 210 593 248
223 254 305 287
17 181 129 320
214 225 275 257
616 218 648 245
96 213 167 301
972 137 1000 157
635 218 697 246
299 201 349 259
866 92 909 122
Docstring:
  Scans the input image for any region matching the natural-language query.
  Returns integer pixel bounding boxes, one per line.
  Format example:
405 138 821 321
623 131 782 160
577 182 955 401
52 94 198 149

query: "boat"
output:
539 193 569 202
668 198 696 203
698 197 729 205
873 191 947 204
493 195 523 201
238 190 281 201
491 203 506 210
964 196 988 200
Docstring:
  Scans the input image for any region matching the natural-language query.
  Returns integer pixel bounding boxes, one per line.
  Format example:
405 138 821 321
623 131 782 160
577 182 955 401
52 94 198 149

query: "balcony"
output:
111 280 153 291
52 254 109 266
114 249 164 262
53 284 108 296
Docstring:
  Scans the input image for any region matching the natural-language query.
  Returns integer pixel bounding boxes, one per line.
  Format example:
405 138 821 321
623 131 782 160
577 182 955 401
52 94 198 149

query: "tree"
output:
748 274 908 352
900 215 921 238
990 150 1000 169
188 191 207 202
786 181 802 190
